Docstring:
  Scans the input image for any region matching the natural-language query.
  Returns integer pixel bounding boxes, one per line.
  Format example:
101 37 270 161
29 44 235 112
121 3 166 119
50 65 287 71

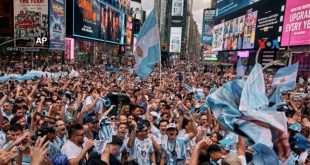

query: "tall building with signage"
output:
162 0 193 59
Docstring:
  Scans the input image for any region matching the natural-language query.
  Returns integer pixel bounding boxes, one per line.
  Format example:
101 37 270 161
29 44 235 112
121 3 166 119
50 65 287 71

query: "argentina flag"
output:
272 63 299 92
134 8 160 80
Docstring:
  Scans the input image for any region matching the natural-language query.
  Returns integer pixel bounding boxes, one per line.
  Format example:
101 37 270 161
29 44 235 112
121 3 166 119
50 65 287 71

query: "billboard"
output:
212 23 224 51
14 0 49 47
243 10 257 49
169 27 182 53
49 0 65 49
281 0 310 46
215 0 260 19
201 9 215 44
222 15 245 50
73 0 124 44
126 16 133 45
255 0 285 49
171 0 184 16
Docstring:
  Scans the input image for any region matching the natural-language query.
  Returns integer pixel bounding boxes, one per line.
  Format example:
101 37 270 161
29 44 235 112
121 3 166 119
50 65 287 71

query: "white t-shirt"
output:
82 96 103 117
61 140 86 164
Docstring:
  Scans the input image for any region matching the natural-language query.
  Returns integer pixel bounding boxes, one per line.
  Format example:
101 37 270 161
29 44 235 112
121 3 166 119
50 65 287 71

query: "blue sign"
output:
215 0 260 19
49 0 65 49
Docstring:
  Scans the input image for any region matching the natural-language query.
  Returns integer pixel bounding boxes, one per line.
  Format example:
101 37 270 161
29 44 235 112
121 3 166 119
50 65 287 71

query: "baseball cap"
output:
166 123 177 130
150 111 159 119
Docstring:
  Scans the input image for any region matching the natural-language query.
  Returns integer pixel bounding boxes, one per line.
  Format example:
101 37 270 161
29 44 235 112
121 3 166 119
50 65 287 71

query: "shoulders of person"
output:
177 134 190 143
84 96 93 105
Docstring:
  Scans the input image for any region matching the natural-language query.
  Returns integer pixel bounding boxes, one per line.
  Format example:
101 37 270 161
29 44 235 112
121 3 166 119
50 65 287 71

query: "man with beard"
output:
1 101 14 121
61 124 94 165
160 123 194 165
115 122 128 162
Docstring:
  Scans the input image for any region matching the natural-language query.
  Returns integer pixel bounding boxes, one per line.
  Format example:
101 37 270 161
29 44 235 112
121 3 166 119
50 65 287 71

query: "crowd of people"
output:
0 61 309 165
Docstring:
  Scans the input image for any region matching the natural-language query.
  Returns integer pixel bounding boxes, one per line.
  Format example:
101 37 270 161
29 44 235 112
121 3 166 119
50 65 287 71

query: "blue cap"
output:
294 134 308 150
289 123 302 132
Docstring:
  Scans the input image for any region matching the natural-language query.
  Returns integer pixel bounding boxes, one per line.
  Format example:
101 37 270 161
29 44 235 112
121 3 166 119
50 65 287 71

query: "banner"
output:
49 0 65 49
223 15 245 50
14 0 49 47
216 0 260 19
171 0 184 16
243 10 257 49
169 27 182 53
201 9 215 44
281 0 310 46
212 23 224 51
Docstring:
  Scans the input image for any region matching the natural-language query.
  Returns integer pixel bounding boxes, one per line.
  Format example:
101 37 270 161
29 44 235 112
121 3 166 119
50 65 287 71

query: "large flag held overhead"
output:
272 63 299 92
134 8 160 80
208 64 289 165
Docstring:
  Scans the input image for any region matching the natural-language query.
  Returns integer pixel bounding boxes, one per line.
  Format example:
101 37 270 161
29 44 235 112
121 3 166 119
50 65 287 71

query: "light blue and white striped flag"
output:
272 63 299 92
134 8 160 80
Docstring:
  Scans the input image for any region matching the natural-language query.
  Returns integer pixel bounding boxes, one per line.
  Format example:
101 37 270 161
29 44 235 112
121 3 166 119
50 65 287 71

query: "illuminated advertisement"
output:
216 0 260 19
100 4 123 43
73 0 124 44
169 27 182 53
172 0 184 16
49 0 65 49
201 9 215 44
65 38 75 62
255 0 285 49
212 23 224 51
126 16 133 45
243 10 257 49
281 0 310 46
223 15 245 50
102 0 129 10
14 0 49 47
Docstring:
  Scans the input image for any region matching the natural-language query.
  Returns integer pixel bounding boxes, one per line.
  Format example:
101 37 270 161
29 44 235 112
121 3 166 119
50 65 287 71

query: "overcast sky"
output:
141 0 211 34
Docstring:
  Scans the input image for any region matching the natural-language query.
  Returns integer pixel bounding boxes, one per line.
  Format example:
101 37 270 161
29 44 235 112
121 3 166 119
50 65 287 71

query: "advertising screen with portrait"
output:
212 23 224 51
222 15 245 50
171 0 184 16
169 27 182 53
49 0 65 49
243 10 257 49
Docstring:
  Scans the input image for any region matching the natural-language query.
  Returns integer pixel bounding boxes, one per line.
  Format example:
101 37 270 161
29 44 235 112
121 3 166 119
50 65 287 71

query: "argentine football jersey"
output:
161 135 190 165
128 137 154 165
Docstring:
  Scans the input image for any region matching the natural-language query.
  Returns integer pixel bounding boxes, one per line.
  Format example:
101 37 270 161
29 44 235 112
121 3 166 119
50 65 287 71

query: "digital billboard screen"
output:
254 0 285 49
49 0 65 49
212 23 224 52
73 0 124 44
222 15 245 50
14 0 49 47
169 27 182 53
281 0 310 46
201 9 215 44
215 0 260 19
243 9 257 49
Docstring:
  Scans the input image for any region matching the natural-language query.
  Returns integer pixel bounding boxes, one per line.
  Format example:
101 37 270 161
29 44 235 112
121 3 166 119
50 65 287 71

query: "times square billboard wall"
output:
281 0 310 46
14 0 49 47
73 0 125 44
212 0 285 51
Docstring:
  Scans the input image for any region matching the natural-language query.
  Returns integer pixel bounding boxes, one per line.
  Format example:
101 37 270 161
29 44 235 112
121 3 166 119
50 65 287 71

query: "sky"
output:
141 0 211 34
